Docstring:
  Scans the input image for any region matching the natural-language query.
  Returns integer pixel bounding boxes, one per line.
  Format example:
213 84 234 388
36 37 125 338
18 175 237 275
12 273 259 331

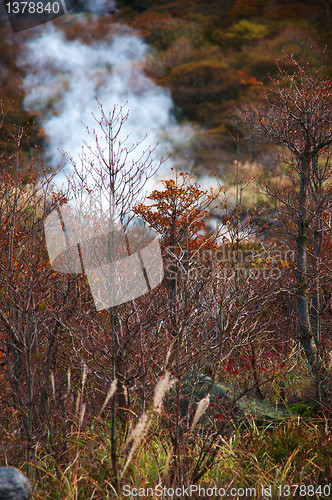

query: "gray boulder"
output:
0 467 31 500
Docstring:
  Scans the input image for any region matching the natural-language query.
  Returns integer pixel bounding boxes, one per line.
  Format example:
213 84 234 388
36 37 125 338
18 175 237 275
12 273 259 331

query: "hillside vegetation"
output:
117 0 332 174
1 0 332 177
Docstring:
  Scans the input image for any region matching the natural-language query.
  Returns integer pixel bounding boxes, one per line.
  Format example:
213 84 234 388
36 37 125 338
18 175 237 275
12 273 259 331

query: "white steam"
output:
21 22 191 193
84 0 116 14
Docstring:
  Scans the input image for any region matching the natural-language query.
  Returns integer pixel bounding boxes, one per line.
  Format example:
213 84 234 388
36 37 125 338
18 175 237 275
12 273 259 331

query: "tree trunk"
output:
296 161 317 370
311 203 329 401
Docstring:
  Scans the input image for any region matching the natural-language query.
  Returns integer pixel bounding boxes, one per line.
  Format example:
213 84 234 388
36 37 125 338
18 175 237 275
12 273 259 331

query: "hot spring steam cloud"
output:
20 10 192 191
84 0 116 14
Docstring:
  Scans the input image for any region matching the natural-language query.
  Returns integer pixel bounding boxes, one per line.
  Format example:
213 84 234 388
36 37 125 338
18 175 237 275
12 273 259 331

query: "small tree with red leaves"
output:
240 52 332 398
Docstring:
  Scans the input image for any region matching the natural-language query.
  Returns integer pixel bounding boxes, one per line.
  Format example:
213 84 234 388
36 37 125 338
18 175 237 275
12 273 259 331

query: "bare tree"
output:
0 121 61 473
240 52 332 378
60 102 166 491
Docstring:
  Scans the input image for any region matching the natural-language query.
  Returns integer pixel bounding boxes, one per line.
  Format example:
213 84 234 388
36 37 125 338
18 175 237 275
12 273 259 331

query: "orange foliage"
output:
134 170 219 255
